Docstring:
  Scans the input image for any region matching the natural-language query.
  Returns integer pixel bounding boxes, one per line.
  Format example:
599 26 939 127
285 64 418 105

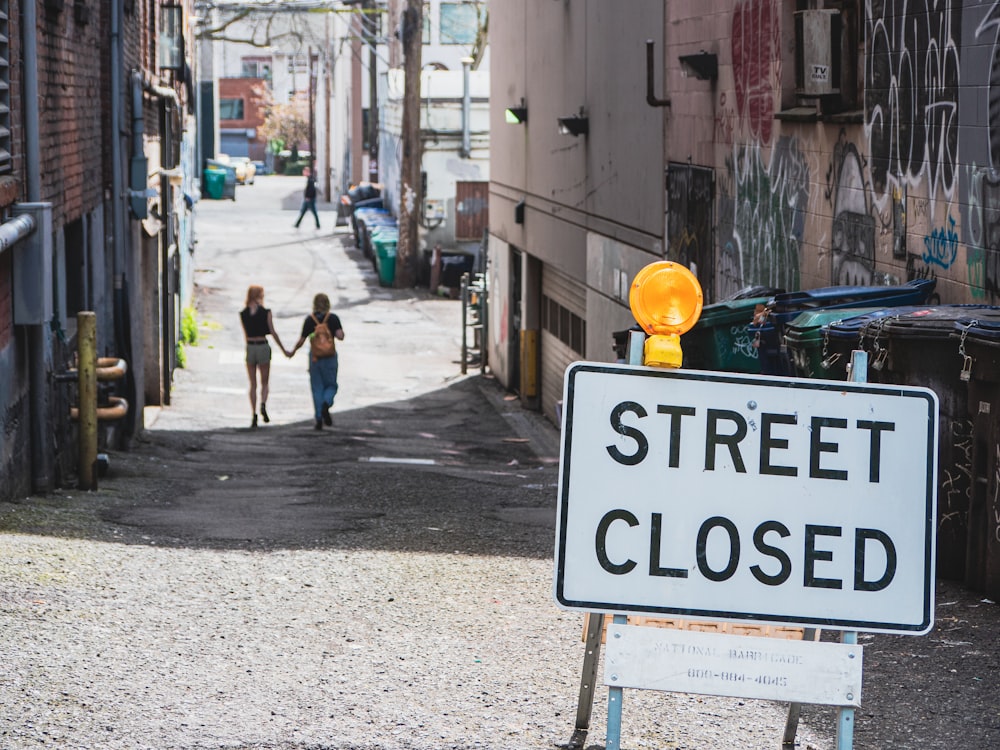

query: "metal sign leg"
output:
566 612 605 749
605 614 628 750
782 627 817 747
836 631 858 750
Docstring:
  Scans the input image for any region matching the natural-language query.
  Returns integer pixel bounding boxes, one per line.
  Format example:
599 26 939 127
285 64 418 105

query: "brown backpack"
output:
310 313 336 360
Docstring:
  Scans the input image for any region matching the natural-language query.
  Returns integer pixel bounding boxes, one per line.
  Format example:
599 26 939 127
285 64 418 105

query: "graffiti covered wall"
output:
675 0 1000 303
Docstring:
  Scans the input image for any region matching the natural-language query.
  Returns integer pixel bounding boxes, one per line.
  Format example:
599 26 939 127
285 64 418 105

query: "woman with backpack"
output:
287 292 345 430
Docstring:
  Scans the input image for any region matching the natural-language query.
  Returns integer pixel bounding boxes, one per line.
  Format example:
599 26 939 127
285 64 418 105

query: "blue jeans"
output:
295 198 320 228
309 354 339 420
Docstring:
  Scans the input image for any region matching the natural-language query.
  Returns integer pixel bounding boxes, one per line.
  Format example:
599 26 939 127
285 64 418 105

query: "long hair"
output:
312 293 331 315
245 285 264 307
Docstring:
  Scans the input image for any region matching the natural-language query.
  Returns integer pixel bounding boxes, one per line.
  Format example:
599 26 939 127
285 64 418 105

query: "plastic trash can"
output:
750 279 937 375
372 233 398 287
203 169 225 200
682 297 771 373
783 307 887 379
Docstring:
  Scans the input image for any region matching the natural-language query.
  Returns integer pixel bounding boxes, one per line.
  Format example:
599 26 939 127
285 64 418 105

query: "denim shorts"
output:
246 341 271 366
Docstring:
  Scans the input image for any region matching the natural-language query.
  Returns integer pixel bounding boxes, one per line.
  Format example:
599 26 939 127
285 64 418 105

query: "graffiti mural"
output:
865 0 961 199
732 0 781 145
827 135 877 285
720 137 808 294
977 3 1000 172
967 167 1000 299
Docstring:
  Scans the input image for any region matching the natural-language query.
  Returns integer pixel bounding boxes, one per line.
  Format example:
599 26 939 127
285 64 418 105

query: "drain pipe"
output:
22 0 51 492
111 0 126 353
460 57 472 158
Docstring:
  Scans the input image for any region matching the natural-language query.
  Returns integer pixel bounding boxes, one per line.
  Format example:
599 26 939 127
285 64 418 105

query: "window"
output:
0 0 9 174
541 294 587 357
219 98 245 120
439 2 479 45
241 59 272 80
422 3 431 43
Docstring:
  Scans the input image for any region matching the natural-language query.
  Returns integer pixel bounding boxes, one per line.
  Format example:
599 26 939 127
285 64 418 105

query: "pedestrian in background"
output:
239 285 289 428
288 292 344 430
294 167 320 229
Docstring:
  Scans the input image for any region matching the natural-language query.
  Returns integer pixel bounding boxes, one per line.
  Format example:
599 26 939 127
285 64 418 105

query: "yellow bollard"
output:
77 312 98 491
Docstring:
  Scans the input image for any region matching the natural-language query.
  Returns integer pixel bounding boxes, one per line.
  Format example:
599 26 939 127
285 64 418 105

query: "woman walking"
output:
240 285 289 428
288 292 345 430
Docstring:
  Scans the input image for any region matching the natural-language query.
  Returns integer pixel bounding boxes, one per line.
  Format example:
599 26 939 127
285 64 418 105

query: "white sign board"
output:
604 624 863 707
555 363 938 634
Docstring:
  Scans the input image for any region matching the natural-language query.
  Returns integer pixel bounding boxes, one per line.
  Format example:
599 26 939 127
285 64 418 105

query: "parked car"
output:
230 157 256 185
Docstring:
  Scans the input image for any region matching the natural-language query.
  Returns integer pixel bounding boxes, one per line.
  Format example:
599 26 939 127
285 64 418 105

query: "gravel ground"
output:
0 501 836 750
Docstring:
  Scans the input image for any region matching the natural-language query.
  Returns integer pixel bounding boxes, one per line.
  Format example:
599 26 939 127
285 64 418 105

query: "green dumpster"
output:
783 307 886 379
682 297 771 373
203 169 225 200
372 234 398 287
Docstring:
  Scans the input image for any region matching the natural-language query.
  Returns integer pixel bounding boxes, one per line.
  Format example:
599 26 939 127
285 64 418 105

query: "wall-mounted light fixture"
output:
514 198 526 224
505 98 528 124
159 2 185 72
679 51 718 82
557 111 589 137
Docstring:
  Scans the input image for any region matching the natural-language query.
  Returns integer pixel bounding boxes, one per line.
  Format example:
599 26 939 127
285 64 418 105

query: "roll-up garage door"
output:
540 265 587 425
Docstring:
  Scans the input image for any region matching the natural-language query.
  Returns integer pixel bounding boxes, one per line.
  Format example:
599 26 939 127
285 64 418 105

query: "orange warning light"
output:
629 261 703 336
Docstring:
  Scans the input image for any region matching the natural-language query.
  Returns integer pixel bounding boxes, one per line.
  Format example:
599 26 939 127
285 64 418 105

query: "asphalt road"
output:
1 176 997 750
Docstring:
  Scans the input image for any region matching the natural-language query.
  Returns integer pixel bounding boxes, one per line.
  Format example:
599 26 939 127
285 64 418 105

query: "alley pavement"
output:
0 176 997 749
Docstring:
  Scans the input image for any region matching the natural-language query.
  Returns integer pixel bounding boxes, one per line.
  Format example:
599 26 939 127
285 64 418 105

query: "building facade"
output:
490 0 1000 424
0 0 196 501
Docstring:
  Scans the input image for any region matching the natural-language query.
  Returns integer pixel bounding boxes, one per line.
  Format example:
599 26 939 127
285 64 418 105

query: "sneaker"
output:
261 403 270 423
314 420 323 430
322 403 332 426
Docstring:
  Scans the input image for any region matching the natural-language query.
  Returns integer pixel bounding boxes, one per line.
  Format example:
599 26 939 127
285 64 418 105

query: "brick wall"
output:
35 4 106 225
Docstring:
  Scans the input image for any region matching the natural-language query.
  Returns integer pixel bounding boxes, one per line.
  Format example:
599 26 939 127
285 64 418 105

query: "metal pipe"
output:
70 396 129 423
645 40 671 108
78 313 98 491
461 57 472 157
0 215 36 256
22 0 51 493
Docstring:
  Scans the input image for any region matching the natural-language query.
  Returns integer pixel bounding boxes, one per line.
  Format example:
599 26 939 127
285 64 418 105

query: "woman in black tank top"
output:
240 285 289 428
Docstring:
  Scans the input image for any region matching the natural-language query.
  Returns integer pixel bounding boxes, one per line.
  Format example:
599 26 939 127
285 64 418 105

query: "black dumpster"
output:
877 306 1000 580
953 314 1000 597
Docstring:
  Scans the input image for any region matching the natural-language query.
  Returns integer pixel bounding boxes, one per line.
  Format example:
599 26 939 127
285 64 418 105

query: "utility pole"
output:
364 0 379 183
395 0 422 288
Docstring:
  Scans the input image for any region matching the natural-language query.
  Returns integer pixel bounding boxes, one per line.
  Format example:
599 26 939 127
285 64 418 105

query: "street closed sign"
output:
554 363 939 634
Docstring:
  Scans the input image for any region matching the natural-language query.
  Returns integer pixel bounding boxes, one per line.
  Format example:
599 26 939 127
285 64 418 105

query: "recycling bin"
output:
749 279 937 375
682 297 771 373
953 314 1000 596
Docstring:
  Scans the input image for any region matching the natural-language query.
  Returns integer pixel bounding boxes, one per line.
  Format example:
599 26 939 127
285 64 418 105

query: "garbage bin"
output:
203 169 225 200
875 305 1000 581
783 307 887 379
356 210 396 261
953 313 1000 596
371 230 398 287
749 278 937 375
682 297 771 373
